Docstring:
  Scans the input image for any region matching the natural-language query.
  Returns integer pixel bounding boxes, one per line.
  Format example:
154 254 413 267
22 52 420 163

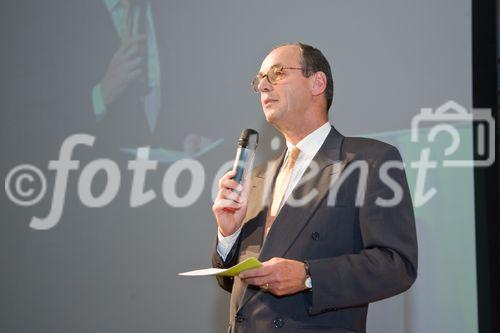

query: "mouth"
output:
262 98 277 107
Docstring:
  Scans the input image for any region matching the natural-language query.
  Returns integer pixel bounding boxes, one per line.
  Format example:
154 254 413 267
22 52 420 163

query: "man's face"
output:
257 46 312 128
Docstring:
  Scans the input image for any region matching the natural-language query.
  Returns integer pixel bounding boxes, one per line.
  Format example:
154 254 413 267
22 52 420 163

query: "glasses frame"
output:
251 66 307 93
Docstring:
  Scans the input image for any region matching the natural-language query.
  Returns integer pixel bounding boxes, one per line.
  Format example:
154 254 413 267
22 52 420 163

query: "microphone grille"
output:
238 128 259 148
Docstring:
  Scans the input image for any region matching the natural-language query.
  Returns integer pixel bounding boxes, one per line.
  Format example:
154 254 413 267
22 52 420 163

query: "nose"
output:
258 75 272 93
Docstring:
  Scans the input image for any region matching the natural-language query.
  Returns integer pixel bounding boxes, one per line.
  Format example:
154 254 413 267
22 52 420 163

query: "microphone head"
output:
237 128 259 149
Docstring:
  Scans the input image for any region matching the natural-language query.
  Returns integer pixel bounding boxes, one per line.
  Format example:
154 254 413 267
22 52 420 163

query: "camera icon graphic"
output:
411 100 495 167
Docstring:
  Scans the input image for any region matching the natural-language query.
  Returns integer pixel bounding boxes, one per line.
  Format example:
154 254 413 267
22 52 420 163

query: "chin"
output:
263 108 277 123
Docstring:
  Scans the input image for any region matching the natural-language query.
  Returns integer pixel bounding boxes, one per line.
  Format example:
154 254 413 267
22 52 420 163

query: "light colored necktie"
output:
120 0 160 133
265 146 301 236
121 0 132 41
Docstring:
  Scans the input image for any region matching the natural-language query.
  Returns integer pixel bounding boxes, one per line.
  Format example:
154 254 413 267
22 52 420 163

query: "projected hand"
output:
239 258 309 296
100 35 147 106
212 170 250 237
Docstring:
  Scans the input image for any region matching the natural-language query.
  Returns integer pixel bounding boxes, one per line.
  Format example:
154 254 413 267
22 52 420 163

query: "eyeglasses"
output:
251 66 306 93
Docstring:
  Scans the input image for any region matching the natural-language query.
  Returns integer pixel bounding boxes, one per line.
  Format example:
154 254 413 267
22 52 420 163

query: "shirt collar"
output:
285 122 331 157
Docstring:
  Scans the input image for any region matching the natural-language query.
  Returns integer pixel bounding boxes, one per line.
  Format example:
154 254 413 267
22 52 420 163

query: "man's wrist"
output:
218 226 239 238
216 227 241 261
303 261 312 290
91 83 108 121
217 227 241 247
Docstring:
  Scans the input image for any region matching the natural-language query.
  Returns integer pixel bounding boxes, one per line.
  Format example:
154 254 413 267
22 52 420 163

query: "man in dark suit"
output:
212 43 418 333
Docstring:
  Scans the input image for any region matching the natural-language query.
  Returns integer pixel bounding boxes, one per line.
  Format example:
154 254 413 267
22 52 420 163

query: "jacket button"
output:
273 318 284 328
311 232 320 240
235 314 245 323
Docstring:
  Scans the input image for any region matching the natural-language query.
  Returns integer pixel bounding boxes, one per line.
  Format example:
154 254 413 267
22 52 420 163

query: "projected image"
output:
0 1 487 333
92 0 222 161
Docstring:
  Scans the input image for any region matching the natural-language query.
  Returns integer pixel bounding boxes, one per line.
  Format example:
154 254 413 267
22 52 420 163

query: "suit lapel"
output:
233 151 285 310
244 153 284 225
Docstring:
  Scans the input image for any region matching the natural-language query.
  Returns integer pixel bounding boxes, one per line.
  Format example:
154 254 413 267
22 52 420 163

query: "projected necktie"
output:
122 0 132 39
265 146 301 237
124 0 160 133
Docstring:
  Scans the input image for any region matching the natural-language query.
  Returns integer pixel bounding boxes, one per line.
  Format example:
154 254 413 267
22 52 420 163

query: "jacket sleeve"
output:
305 145 418 314
212 233 242 293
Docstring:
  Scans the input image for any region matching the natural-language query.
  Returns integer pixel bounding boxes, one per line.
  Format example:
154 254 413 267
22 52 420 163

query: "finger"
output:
213 198 241 213
124 40 147 59
115 43 128 58
239 179 252 205
219 188 241 203
124 34 148 49
239 266 272 279
123 45 143 60
220 178 243 192
240 259 281 278
125 56 144 71
242 276 270 287
218 170 237 187
215 184 240 200
213 194 241 209
130 34 148 43
127 68 143 81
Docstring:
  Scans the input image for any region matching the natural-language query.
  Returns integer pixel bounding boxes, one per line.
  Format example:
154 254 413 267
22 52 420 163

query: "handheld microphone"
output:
232 129 259 184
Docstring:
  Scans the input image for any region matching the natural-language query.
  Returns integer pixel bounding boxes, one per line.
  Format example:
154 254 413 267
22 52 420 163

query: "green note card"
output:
217 257 262 277
178 257 262 277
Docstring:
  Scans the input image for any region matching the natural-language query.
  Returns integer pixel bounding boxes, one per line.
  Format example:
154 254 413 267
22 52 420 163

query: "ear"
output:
311 71 327 96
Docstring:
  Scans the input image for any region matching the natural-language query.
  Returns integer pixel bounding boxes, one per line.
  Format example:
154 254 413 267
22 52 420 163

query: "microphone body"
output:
232 129 259 185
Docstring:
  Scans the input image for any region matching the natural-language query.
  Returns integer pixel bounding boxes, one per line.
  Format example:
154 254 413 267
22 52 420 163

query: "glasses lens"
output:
267 68 278 84
251 67 285 92
251 76 261 92
268 67 287 84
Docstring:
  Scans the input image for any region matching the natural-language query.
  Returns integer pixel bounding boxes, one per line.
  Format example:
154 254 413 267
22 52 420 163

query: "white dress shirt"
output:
217 122 332 260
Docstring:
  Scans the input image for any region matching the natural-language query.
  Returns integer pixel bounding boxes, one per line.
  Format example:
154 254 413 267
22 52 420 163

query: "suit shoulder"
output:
341 136 402 162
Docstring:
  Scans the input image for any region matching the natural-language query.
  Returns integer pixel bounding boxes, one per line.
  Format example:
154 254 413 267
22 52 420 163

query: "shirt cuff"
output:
216 227 241 261
92 83 107 121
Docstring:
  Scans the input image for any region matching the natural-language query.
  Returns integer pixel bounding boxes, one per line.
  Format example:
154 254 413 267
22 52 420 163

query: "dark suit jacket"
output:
212 126 418 333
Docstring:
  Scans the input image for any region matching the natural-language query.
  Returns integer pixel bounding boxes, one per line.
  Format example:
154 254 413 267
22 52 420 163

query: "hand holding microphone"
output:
212 129 259 237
